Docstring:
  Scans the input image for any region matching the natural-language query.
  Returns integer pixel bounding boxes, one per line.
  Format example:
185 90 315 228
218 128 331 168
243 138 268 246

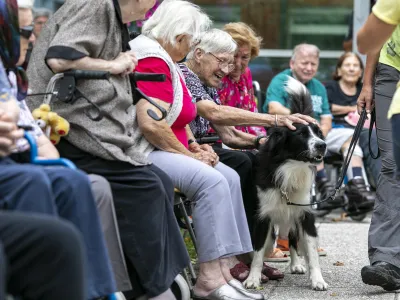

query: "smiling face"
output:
230 44 251 80
290 50 319 84
337 54 363 85
195 50 234 88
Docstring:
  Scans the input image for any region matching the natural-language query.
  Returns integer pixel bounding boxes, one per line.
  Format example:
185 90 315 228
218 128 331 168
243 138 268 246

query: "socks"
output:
148 289 176 300
316 169 327 182
347 166 362 180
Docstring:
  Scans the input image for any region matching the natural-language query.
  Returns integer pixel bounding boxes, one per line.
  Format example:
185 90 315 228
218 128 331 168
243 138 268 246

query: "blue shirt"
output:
264 69 332 122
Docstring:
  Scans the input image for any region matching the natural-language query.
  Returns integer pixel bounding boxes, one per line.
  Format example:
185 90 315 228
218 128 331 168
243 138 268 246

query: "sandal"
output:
318 247 327 256
262 263 284 280
264 248 290 262
230 262 269 283
277 238 290 256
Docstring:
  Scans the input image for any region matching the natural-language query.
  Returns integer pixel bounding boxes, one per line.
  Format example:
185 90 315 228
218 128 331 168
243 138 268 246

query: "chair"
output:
253 80 264 113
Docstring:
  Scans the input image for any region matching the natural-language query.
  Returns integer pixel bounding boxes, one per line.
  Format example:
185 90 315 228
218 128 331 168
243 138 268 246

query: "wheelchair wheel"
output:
171 274 191 300
114 292 127 300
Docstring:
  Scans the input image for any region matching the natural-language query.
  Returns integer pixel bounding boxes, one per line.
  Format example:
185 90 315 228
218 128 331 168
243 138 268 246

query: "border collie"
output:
244 76 328 291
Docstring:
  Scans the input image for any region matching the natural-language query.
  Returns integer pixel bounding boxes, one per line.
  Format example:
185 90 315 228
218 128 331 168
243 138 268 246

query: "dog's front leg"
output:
300 212 328 291
244 218 274 289
289 229 306 274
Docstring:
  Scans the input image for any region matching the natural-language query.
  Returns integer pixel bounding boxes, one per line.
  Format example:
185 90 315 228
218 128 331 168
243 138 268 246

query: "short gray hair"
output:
34 8 52 20
186 28 237 59
291 43 320 61
142 0 212 46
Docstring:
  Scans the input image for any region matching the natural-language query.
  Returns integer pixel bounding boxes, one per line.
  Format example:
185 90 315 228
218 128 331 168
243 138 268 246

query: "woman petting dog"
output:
180 28 316 284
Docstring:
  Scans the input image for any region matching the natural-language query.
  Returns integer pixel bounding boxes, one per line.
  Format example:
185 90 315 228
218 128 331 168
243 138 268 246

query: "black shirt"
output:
325 80 361 124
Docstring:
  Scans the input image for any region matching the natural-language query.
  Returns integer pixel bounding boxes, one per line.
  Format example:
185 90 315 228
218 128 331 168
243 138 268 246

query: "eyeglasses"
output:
208 52 235 72
19 25 34 39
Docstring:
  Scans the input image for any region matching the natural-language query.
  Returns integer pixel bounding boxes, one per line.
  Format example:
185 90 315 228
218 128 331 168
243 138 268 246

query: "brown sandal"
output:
230 262 269 283
262 263 284 280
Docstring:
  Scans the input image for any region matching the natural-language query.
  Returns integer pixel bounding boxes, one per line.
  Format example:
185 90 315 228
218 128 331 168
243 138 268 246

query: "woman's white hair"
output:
142 0 212 46
186 29 237 59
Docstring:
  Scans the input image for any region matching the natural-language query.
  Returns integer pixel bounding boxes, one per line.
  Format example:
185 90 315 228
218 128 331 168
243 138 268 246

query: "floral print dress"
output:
218 67 266 136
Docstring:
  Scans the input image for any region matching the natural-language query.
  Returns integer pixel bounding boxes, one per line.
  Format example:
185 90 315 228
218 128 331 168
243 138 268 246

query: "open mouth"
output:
314 155 324 162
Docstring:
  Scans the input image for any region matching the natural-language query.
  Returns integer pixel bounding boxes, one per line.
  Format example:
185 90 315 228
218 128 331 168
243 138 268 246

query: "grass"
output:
181 229 197 262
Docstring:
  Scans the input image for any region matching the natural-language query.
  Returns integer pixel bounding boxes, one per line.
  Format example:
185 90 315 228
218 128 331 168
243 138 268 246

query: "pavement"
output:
256 210 399 300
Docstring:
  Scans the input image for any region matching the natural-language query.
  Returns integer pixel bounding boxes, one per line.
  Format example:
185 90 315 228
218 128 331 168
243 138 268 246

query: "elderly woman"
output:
325 52 376 204
130 3 263 300
180 28 316 280
26 0 190 299
218 22 266 137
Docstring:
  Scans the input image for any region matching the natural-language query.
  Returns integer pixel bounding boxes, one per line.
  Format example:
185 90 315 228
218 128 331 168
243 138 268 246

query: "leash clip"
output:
281 188 291 205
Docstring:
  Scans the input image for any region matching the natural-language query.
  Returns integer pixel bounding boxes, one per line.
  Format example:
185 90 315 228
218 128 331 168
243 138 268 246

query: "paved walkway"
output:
257 211 399 300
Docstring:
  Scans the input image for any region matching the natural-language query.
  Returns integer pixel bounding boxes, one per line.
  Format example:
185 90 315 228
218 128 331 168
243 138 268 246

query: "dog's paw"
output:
311 278 328 291
243 274 261 289
291 264 306 274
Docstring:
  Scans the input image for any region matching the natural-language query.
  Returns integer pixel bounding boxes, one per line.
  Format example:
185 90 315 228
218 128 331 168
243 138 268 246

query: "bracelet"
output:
275 114 278 127
255 135 267 149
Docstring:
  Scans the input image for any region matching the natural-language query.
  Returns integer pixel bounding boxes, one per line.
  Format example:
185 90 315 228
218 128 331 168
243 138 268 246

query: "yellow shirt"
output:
373 0 400 118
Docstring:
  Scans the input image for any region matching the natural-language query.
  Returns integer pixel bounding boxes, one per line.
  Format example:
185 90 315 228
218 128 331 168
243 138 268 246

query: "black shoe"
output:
315 177 344 210
345 177 375 212
361 262 400 291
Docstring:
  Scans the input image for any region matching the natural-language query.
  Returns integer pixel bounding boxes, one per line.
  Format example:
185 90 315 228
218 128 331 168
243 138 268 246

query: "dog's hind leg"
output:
300 211 328 291
289 225 306 274
244 217 275 289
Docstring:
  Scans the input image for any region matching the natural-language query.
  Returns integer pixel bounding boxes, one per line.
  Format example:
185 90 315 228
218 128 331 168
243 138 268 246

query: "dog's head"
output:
260 123 326 165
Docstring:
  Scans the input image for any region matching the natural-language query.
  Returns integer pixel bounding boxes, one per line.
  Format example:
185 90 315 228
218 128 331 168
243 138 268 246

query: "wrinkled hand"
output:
0 110 23 157
357 85 374 114
110 51 138 76
193 149 219 167
277 114 317 130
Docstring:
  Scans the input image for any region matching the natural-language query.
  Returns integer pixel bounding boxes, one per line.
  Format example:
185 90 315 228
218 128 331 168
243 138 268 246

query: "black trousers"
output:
57 139 189 298
0 211 85 300
212 145 258 241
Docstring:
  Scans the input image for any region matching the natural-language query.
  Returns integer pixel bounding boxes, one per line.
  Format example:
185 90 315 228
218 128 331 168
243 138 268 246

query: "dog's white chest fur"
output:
257 160 314 225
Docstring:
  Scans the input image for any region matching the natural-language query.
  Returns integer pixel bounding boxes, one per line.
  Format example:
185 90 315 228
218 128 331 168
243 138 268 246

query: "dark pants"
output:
57 139 189 298
368 63 400 267
391 114 400 178
212 145 258 241
0 211 86 300
0 157 116 299
359 127 381 187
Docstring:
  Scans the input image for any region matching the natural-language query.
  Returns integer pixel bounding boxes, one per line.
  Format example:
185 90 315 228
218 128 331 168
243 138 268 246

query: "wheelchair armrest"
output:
196 135 220 144
24 132 77 170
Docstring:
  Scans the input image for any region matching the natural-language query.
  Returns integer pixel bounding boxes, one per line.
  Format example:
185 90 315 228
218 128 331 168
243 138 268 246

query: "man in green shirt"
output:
264 43 374 211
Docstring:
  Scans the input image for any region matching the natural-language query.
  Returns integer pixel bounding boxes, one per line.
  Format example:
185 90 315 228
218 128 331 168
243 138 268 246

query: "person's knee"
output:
56 168 92 192
20 167 52 192
342 144 363 158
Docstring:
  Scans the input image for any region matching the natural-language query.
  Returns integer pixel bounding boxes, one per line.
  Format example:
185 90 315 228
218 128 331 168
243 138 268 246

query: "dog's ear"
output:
261 128 287 155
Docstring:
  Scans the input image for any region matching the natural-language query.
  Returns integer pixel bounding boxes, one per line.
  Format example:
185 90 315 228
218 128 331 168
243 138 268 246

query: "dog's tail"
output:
284 76 314 117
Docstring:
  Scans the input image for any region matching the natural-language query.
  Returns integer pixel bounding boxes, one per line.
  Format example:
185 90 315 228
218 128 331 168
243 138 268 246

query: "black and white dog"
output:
244 76 328 291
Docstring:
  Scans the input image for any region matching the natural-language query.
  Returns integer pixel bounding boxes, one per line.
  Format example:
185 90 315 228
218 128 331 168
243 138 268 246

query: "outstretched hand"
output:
276 114 318 130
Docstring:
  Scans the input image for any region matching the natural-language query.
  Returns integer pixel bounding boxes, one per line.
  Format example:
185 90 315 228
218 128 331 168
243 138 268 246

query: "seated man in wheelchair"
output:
264 43 375 212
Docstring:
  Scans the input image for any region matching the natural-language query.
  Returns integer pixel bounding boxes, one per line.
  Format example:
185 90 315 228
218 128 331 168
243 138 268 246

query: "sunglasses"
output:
19 25 34 39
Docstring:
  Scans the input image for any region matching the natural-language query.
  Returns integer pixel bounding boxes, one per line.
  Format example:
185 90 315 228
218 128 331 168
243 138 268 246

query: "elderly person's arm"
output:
213 124 267 149
137 99 215 166
330 104 357 115
320 116 332 137
357 0 399 54
197 100 315 131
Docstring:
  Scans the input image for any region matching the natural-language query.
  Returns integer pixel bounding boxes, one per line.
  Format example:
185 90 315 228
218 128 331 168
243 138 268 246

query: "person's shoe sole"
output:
361 266 400 291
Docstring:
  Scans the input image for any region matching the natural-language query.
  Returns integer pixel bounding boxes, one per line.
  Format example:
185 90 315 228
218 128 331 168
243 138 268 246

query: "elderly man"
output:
264 43 374 212
33 7 51 38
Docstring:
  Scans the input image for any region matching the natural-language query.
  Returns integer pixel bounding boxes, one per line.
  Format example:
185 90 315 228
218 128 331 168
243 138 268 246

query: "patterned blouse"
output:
218 67 266 136
179 63 220 138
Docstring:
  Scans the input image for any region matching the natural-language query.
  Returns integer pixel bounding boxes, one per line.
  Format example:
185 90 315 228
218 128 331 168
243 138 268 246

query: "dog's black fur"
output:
244 76 328 291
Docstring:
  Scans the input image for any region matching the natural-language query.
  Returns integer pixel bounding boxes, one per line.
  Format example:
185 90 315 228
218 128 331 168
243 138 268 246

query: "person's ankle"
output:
194 274 226 297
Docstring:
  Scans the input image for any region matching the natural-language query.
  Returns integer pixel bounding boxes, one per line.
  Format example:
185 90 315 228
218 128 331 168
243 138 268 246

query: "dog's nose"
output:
315 142 326 152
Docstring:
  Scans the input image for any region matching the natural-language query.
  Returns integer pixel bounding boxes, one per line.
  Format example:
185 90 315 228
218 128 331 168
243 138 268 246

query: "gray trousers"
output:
368 63 400 267
149 151 253 263
89 174 131 292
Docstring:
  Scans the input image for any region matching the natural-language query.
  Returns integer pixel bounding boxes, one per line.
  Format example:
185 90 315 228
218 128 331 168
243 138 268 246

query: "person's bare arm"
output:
36 134 60 159
357 13 396 54
137 99 215 166
47 52 137 75
357 50 380 114
268 102 291 115
331 104 357 115
197 100 315 130
213 124 267 149
320 116 332 137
